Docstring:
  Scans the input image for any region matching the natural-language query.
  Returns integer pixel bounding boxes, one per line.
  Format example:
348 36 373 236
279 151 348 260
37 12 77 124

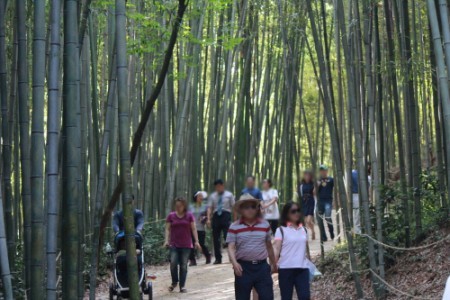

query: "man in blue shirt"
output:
317 165 335 241
241 175 263 200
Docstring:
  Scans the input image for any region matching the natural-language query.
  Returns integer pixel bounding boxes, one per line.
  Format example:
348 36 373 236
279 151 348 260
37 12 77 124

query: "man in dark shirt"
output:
317 165 335 241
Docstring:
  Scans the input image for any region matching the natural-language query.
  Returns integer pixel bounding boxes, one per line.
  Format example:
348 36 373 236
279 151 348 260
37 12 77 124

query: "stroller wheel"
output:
109 283 114 300
147 282 153 300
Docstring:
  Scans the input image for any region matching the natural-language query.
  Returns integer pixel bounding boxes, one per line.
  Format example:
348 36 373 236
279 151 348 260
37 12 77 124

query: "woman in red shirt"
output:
164 197 201 293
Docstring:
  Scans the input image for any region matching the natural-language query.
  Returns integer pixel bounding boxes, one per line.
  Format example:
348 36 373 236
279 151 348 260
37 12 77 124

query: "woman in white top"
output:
261 178 279 234
273 202 310 300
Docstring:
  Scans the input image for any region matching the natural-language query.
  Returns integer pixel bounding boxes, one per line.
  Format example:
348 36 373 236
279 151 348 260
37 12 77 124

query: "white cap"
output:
194 191 208 199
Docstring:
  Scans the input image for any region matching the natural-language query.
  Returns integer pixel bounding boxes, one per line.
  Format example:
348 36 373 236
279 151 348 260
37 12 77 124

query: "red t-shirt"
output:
166 212 194 248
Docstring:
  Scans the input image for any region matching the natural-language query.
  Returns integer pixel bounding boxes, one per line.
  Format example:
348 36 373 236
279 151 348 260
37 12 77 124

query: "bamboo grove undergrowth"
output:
0 0 449 299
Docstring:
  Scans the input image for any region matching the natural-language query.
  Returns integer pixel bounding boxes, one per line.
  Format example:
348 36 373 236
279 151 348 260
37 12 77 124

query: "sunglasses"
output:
242 205 258 210
289 208 301 214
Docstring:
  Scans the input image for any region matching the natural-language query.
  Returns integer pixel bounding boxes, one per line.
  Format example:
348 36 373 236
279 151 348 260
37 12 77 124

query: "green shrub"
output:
142 220 168 265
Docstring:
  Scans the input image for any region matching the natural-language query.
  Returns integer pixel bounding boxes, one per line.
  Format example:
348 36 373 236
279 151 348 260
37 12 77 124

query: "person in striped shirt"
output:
226 194 276 300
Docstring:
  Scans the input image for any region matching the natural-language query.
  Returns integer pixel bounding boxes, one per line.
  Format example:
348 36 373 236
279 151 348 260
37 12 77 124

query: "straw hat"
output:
234 193 260 212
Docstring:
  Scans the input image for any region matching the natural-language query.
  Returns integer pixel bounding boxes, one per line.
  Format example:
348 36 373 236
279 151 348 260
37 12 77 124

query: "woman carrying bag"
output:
273 202 311 300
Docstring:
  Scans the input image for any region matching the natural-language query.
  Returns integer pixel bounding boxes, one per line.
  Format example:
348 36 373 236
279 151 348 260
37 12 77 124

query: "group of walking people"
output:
111 164 369 299
163 170 338 299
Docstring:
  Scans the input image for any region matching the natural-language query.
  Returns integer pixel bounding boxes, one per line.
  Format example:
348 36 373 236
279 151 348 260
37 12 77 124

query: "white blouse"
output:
275 224 309 269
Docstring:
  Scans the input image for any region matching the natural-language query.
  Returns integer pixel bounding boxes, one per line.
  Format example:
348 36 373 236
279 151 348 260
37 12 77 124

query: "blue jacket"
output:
241 187 263 200
112 209 145 233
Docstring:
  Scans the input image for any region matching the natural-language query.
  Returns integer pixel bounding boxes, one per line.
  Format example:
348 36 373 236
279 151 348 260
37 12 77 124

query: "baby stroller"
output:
109 231 152 299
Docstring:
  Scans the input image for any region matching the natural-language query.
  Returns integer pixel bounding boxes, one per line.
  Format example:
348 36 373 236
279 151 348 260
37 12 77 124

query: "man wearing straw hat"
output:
226 194 276 300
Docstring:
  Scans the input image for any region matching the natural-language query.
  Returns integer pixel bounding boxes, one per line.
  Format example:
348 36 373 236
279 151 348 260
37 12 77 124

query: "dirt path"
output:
95 210 341 299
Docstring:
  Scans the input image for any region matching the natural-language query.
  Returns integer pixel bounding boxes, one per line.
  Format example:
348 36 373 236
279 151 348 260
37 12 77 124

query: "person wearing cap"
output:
241 175 263 200
226 194 276 300
189 191 211 265
316 165 335 241
207 179 235 264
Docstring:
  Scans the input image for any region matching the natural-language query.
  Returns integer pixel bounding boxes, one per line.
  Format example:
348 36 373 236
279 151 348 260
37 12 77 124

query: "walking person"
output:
317 165 335 241
164 197 201 293
189 191 212 266
261 178 280 235
241 175 263 200
351 169 361 234
297 170 316 240
273 202 311 300
207 179 235 264
227 194 276 300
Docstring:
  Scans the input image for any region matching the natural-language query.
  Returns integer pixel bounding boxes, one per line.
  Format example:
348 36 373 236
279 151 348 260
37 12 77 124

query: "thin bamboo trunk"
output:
89 45 117 300
16 0 32 292
62 0 81 297
115 0 140 296
427 0 450 215
30 0 47 296
0 0 15 267
45 0 62 297
0 180 13 299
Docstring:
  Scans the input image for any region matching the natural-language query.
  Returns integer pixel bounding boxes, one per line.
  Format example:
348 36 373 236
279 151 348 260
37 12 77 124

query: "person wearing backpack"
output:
273 202 311 300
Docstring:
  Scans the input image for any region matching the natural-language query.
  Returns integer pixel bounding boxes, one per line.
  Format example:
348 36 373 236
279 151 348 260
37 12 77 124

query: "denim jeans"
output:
278 268 310 300
169 247 191 287
316 200 334 241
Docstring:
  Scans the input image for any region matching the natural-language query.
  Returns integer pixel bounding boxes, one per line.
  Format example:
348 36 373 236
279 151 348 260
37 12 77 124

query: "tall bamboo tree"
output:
30 0 46 297
16 0 32 290
45 0 62 297
62 0 81 297
116 0 140 297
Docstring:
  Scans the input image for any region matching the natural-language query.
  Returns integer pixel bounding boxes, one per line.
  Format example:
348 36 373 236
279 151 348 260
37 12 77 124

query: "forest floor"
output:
93 210 341 299
312 222 450 299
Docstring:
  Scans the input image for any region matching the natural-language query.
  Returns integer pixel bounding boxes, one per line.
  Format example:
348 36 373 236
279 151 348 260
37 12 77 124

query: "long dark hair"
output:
280 202 304 227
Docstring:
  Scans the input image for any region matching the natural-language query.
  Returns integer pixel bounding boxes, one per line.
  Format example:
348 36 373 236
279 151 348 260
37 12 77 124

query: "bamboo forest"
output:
0 0 450 299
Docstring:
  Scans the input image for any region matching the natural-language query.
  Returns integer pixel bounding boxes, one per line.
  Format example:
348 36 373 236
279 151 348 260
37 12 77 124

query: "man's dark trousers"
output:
212 211 231 261
235 261 274 300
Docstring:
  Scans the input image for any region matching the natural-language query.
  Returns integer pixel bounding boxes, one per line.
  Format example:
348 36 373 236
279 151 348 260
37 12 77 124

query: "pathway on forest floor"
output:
94 210 342 300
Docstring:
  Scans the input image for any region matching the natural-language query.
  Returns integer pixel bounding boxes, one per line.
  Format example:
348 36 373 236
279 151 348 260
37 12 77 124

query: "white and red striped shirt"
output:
226 218 271 261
